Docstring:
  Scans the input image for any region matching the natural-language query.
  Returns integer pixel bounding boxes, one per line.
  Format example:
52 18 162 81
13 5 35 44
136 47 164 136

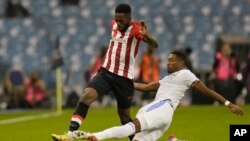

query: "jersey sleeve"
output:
135 31 144 40
182 70 199 86
133 22 144 40
158 76 166 85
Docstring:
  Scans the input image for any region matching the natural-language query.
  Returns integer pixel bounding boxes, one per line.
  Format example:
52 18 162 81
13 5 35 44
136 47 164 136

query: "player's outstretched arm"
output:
134 81 159 92
139 21 158 48
192 80 245 116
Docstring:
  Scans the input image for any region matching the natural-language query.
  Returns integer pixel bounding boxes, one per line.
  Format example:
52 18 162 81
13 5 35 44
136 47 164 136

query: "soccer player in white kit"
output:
73 50 245 141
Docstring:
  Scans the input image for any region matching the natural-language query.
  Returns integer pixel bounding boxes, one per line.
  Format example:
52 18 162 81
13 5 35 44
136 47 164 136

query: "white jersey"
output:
134 69 199 140
155 69 199 109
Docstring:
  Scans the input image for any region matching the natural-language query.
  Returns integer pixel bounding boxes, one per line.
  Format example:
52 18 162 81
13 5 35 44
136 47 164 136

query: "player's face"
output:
167 54 181 73
115 13 131 32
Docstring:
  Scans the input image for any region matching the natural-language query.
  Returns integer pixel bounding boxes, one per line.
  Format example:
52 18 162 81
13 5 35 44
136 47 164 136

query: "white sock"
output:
67 131 73 138
93 122 135 140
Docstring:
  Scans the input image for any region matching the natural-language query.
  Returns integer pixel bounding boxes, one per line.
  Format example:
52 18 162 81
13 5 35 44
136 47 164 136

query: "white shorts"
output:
133 99 174 141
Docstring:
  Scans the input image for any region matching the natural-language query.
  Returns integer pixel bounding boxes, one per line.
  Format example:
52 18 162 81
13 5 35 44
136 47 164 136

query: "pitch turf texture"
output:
0 105 249 141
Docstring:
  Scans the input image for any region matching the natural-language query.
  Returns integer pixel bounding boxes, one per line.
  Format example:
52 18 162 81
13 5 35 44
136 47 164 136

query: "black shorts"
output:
87 67 134 109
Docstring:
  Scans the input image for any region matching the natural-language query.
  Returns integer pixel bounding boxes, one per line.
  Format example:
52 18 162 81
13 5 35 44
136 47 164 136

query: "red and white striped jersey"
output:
102 20 144 79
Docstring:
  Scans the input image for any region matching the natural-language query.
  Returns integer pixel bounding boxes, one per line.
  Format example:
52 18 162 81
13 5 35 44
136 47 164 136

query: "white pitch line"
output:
0 112 61 125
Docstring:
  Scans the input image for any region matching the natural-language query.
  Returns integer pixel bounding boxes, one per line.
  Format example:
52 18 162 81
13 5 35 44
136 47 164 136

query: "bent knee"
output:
80 88 99 104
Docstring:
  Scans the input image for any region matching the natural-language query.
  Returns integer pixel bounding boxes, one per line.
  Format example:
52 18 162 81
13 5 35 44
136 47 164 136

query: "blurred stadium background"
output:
0 0 250 140
1 0 250 106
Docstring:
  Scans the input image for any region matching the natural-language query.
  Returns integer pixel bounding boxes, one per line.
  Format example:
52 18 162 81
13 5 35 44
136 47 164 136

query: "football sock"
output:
122 119 135 140
66 131 73 137
69 102 89 132
93 122 136 140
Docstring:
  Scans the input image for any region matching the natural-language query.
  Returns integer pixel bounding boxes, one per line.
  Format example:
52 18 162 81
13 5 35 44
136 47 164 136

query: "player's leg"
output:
73 99 174 141
117 108 132 125
73 118 142 140
68 69 112 133
133 99 174 141
52 87 100 141
117 108 134 140
112 75 135 140
68 87 99 134
52 69 111 141
133 124 171 141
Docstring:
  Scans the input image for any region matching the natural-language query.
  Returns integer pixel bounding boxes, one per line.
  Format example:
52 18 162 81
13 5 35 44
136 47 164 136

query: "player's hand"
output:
229 104 245 116
139 21 148 36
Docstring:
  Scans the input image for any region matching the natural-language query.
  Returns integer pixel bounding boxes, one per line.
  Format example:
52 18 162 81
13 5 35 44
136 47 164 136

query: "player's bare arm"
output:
134 81 159 92
191 80 245 116
139 21 158 48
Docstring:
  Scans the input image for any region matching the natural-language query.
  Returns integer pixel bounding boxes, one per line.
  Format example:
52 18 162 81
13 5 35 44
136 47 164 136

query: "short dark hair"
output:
115 3 131 14
171 50 187 65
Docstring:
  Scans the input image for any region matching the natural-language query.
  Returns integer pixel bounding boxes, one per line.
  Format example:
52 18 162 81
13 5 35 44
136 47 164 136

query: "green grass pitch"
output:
0 105 249 141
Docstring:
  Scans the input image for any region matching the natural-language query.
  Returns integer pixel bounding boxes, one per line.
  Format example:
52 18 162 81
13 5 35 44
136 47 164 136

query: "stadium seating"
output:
0 0 250 84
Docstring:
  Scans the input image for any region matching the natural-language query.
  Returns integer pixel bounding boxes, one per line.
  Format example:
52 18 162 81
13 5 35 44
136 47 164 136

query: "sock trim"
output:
71 114 84 124
72 114 84 120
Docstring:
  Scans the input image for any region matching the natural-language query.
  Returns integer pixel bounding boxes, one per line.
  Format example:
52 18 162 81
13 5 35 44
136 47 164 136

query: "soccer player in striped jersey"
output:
52 3 158 141
72 50 244 141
